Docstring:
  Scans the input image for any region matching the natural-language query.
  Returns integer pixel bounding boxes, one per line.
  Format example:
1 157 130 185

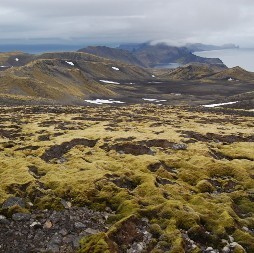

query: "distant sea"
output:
194 48 254 72
0 43 117 55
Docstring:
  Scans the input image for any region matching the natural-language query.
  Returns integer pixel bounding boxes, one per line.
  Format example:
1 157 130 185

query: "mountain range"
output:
0 43 253 107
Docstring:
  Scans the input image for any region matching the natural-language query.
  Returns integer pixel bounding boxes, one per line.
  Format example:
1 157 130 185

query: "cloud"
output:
0 0 254 46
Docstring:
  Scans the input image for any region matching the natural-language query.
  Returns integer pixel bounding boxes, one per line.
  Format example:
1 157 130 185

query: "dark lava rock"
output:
41 138 98 162
102 143 154 156
112 176 139 191
28 166 46 179
1 197 25 209
148 162 161 172
155 177 176 186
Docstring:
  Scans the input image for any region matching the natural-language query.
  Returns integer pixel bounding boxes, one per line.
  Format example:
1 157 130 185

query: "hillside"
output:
0 52 35 70
0 52 154 104
0 50 253 106
205 66 254 82
152 63 227 81
78 46 145 67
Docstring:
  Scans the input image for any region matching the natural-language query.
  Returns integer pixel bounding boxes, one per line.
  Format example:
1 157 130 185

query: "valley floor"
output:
0 105 253 253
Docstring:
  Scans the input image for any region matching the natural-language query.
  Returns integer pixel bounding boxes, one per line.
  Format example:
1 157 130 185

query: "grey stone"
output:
85 228 99 234
12 213 31 221
46 243 60 253
63 235 76 244
50 234 62 245
172 143 187 150
74 221 86 229
72 236 82 248
30 221 42 229
59 228 68 236
0 215 7 220
60 199 72 209
0 215 9 224
2 197 25 209
222 246 230 253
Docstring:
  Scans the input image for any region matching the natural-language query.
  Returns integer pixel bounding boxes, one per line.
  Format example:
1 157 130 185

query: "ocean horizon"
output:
0 43 118 54
194 48 254 72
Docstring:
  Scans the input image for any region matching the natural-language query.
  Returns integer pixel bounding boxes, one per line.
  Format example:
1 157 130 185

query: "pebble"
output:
44 220 53 229
85 228 99 234
230 242 244 249
242 226 249 232
12 213 31 221
172 143 187 150
50 234 62 245
222 246 230 253
0 215 7 220
30 221 42 229
229 235 234 242
60 199 72 209
74 221 86 229
59 228 68 236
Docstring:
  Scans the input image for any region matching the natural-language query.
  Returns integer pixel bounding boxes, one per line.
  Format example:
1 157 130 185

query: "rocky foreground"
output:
0 105 253 253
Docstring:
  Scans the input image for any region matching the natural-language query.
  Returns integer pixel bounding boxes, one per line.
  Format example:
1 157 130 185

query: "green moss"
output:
234 196 254 214
34 194 63 210
0 106 253 252
232 247 245 253
79 233 115 253
196 180 215 193
150 223 163 238
233 229 254 252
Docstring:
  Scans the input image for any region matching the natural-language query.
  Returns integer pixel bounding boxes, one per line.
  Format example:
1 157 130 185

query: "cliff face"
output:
185 43 239 52
132 44 224 67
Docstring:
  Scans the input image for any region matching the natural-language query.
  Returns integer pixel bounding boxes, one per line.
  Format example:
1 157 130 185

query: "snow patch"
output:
152 75 156 78
142 98 167 103
142 98 157 102
0 66 8 68
15 58 19 62
85 99 125 105
170 93 181 96
100 80 120 84
112 67 119 71
65 61 74 66
203 101 239 108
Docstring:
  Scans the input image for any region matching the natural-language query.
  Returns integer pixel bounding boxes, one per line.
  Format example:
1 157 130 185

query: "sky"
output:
1 0 254 47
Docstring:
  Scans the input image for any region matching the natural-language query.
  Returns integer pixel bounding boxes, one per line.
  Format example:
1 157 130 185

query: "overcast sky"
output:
1 0 254 47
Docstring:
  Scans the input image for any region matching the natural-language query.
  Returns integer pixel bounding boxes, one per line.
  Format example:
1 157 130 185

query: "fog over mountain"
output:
0 0 254 47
